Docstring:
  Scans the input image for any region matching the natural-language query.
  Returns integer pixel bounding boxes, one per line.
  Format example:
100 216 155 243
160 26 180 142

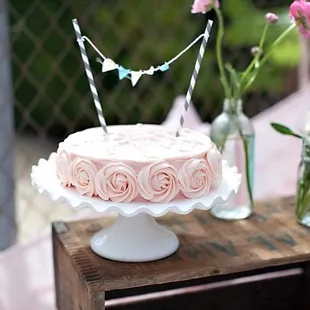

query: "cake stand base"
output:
90 213 179 262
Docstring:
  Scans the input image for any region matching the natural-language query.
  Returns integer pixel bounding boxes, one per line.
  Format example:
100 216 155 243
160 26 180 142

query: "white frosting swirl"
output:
178 158 212 198
55 147 71 186
207 143 223 187
95 163 138 202
138 161 179 202
68 158 97 197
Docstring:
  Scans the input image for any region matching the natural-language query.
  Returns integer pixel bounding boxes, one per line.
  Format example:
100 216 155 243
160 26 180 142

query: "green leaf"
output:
271 123 303 139
225 63 240 95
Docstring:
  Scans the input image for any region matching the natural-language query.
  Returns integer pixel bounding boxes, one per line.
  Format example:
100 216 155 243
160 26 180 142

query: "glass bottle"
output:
296 136 310 227
210 99 255 220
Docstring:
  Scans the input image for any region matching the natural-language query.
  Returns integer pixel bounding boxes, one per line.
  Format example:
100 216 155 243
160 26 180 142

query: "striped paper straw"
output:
176 20 213 137
72 18 108 134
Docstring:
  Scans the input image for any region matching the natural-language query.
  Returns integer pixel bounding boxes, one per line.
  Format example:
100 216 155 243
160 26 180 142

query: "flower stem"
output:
259 23 296 68
259 23 269 50
241 134 253 205
214 7 231 98
238 24 269 97
296 185 310 220
296 160 310 221
239 23 296 96
235 121 253 206
242 24 269 79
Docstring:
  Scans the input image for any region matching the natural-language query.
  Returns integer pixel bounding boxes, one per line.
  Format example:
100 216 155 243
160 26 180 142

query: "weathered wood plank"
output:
53 196 310 309
105 270 302 310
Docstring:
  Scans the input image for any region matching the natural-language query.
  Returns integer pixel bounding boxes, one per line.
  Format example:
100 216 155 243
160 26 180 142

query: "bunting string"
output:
78 30 210 87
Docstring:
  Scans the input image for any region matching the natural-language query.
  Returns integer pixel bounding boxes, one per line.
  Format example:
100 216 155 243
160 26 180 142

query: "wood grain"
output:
53 196 310 309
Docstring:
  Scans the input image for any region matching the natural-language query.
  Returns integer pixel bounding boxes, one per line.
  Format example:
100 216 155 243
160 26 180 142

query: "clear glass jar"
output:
296 136 310 227
210 99 255 220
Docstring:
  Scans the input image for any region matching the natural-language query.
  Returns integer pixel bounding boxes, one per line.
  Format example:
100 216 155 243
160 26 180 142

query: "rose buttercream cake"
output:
55 124 222 203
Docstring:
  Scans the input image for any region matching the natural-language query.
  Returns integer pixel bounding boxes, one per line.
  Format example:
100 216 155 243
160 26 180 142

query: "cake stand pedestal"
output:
31 153 241 262
91 213 179 262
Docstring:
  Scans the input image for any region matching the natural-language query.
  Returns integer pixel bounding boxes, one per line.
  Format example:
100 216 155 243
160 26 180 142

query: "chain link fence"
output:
2 0 302 246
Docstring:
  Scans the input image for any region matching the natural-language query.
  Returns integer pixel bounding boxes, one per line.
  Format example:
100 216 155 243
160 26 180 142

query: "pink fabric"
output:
1 87 310 310
0 209 100 310
252 90 306 199
0 231 54 310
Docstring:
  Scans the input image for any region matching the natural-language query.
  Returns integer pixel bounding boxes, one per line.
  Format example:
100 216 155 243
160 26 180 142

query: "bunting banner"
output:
78 23 213 87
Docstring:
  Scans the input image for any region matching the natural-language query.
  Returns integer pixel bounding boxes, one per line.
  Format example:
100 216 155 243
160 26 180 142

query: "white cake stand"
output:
31 153 241 262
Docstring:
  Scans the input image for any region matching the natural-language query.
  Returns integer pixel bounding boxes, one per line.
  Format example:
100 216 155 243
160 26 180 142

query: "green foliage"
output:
271 122 303 139
224 0 299 93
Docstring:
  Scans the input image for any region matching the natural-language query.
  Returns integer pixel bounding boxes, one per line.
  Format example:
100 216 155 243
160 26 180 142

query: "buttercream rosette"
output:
178 158 212 198
55 145 71 186
207 142 223 187
138 161 180 203
68 158 97 197
95 162 138 203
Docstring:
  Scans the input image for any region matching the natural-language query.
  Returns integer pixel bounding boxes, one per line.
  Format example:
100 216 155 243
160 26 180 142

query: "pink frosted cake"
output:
55 124 222 203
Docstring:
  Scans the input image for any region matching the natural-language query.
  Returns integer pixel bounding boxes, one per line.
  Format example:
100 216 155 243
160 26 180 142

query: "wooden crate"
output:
53 196 310 310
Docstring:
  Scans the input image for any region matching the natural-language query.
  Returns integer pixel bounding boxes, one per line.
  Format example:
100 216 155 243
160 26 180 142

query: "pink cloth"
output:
0 210 100 310
0 231 54 310
1 87 310 310
252 90 307 198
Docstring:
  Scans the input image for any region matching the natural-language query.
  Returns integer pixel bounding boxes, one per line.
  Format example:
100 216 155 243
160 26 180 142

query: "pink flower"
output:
178 159 212 198
138 161 180 203
265 12 279 24
69 158 97 197
290 0 310 38
191 0 219 14
95 163 138 203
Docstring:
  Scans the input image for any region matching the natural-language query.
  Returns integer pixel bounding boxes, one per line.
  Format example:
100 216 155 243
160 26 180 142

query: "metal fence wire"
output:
2 0 300 246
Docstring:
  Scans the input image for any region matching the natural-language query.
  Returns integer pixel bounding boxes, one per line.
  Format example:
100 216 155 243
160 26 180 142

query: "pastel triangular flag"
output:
145 66 155 75
159 62 169 72
101 58 118 72
118 66 131 80
131 70 143 86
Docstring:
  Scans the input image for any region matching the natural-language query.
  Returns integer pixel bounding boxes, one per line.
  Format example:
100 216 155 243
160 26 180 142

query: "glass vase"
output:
296 137 310 227
210 99 255 220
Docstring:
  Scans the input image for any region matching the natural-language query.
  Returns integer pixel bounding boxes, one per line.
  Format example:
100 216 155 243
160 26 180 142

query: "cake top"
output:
62 124 212 162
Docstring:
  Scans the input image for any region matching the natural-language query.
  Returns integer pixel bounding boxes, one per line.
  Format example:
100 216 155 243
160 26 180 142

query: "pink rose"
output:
178 158 212 198
290 0 310 38
55 147 71 186
207 143 223 187
191 0 219 14
138 161 180 203
69 158 97 197
95 163 138 203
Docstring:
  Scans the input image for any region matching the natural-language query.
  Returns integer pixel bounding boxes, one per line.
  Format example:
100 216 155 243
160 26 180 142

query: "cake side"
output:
55 124 222 203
